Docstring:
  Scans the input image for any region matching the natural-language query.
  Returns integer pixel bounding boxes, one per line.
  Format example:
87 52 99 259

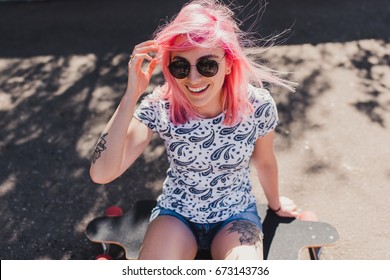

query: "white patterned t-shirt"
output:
134 85 278 223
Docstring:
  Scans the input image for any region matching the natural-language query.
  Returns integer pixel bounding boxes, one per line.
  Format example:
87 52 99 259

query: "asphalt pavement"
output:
0 0 389 259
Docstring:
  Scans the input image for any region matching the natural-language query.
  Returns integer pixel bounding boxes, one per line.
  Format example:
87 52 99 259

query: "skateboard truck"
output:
94 206 123 260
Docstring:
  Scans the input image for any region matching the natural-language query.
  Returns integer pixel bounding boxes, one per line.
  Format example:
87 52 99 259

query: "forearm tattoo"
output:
227 220 262 249
92 133 108 164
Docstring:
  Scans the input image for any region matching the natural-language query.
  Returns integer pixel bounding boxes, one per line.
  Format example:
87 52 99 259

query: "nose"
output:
187 65 202 83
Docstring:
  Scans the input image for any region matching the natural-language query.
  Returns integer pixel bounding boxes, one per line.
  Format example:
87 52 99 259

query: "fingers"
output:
277 196 299 217
135 40 157 48
280 196 297 211
126 41 159 95
146 58 159 77
129 53 154 68
133 44 158 55
297 211 318 221
128 41 159 79
129 40 158 63
277 208 299 218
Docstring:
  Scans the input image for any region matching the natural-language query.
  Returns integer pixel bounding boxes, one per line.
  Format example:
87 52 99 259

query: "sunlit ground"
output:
0 0 389 259
1 38 389 259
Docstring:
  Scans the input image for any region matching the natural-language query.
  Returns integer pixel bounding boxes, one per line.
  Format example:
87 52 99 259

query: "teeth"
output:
187 85 208 93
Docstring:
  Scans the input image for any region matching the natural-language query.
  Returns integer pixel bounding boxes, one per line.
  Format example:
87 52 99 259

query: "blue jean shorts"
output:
149 204 263 250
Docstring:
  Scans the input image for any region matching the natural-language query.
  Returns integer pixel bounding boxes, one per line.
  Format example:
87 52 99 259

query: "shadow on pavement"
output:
0 0 389 259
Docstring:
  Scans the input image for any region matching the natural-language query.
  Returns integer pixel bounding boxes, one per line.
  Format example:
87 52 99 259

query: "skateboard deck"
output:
86 200 339 260
258 207 338 260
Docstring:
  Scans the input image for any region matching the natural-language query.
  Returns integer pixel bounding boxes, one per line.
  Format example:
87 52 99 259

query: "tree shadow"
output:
1 0 390 260
350 40 390 128
0 53 166 259
272 66 331 148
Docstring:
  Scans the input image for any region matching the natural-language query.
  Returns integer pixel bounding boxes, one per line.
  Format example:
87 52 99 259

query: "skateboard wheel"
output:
105 206 123 217
96 254 113 260
297 211 318 222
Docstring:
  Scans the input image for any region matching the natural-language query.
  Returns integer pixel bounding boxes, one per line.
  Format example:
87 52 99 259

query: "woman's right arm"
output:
89 40 159 184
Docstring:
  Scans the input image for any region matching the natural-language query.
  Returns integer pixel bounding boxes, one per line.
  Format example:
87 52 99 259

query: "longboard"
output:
86 200 339 260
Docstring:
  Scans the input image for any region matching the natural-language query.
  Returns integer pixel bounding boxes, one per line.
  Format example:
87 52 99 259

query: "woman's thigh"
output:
210 220 263 260
138 215 198 260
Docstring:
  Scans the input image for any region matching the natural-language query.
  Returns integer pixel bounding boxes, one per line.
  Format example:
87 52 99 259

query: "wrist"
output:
122 90 139 106
268 204 282 213
123 87 139 99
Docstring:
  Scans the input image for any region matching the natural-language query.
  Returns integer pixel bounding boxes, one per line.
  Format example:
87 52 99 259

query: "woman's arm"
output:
89 96 153 184
89 40 158 184
252 131 297 217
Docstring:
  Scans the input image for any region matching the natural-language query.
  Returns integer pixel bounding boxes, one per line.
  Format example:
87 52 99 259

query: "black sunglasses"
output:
168 55 225 79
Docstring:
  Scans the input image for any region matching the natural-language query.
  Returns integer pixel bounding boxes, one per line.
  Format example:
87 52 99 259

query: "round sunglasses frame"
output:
167 54 226 79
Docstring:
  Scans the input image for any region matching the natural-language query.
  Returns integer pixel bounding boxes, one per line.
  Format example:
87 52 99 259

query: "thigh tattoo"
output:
92 133 108 164
227 220 262 248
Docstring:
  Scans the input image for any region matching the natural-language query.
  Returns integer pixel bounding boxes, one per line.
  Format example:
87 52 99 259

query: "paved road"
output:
0 0 389 259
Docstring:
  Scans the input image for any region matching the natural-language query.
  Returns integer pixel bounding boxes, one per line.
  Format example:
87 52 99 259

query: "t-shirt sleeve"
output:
252 88 279 139
133 94 159 133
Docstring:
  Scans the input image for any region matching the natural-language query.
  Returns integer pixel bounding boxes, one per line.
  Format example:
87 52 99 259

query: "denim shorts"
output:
149 203 263 250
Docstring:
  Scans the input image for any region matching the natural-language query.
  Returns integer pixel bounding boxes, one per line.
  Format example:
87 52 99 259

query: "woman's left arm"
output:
252 131 298 217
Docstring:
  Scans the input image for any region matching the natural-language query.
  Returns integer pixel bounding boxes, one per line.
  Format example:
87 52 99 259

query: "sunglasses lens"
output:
197 59 219 77
168 60 190 79
168 58 220 78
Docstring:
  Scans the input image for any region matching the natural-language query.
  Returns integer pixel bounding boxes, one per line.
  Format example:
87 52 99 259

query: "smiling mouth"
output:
186 84 210 94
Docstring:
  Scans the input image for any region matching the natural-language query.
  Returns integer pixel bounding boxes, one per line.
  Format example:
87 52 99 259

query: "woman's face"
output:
170 46 231 118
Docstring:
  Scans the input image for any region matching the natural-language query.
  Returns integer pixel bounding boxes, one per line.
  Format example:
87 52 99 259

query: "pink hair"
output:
153 0 294 125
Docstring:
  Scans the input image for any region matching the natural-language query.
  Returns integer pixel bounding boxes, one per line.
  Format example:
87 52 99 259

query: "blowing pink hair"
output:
154 0 294 125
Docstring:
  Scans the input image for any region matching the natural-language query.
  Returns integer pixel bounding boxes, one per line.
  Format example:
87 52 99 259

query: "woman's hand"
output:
270 196 299 218
126 40 159 99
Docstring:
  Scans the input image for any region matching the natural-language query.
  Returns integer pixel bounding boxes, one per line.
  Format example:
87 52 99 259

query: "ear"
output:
225 61 232 75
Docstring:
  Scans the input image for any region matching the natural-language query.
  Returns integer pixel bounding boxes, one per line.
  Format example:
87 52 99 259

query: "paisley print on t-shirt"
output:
134 85 279 223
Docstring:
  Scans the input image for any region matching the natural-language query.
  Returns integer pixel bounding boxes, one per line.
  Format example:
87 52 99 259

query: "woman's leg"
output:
210 220 263 260
138 215 198 260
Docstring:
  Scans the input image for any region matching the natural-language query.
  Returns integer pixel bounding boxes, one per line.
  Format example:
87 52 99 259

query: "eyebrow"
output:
171 54 221 62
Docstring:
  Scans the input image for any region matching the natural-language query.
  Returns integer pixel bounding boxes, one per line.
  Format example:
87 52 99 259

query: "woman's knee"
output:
138 215 198 260
211 220 263 260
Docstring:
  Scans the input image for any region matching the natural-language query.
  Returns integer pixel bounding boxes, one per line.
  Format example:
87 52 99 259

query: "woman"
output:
90 0 298 260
